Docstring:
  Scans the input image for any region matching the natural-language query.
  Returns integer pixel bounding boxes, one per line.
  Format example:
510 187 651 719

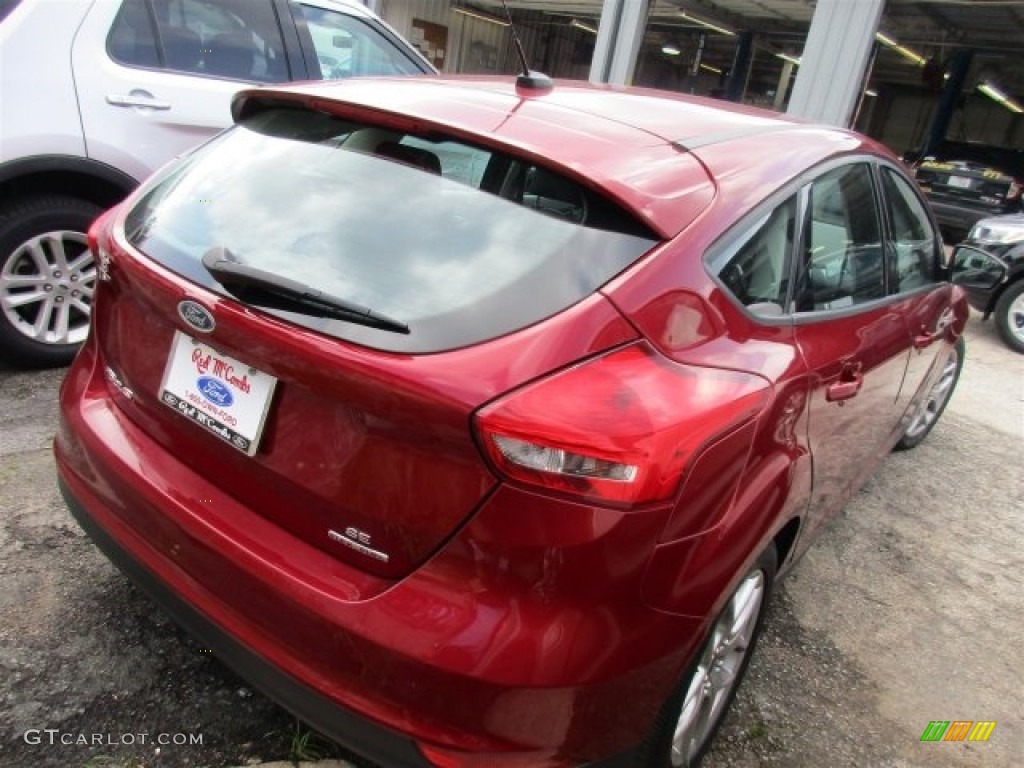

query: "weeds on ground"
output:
289 718 337 763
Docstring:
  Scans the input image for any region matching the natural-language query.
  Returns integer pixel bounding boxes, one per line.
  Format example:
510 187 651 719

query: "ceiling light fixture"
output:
864 88 878 98
978 81 1024 114
776 52 802 66
570 18 598 35
874 32 926 67
679 11 735 37
662 43 681 56
700 63 722 74
453 6 510 27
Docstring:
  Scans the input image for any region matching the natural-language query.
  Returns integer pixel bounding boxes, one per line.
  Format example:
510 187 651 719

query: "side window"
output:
796 164 885 312
399 137 492 188
108 0 287 82
716 197 797 316
881 168 940 292
108 0 160 68
295 3 423 79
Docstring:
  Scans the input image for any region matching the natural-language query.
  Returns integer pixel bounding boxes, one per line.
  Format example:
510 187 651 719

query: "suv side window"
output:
716 197 798 316
108 0 287 82
881 168 940 292
295 3 424 78
796 164 884 312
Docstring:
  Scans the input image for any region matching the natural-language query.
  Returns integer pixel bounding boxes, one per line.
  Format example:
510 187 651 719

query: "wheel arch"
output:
0 156 139 211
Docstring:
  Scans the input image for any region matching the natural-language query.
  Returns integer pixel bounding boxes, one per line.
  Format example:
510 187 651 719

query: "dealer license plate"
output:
159 331 277 456
946 175 972 189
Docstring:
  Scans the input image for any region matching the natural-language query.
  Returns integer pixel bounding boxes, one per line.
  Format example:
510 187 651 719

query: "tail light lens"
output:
1007 179 1022 201
474 343 769 507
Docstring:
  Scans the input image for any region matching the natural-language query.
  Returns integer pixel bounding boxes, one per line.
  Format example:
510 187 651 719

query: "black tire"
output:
894 334 964 451
0 195 103 368
638 544 777 768
993 280 1024 354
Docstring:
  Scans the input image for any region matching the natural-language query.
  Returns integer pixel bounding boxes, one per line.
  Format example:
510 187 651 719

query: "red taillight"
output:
474 343 769 507
1008 179 1023 201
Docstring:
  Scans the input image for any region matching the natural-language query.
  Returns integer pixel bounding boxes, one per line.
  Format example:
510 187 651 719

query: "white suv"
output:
0 0 432 366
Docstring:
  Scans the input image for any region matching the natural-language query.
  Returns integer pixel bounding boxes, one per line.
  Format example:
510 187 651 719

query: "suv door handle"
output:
106 94 171 110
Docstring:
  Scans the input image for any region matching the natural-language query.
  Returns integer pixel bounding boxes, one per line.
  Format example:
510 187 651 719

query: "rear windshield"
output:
123 107 658 353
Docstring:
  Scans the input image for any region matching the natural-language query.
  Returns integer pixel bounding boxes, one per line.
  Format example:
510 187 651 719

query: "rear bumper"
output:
55 342 698 767
60 476 430 768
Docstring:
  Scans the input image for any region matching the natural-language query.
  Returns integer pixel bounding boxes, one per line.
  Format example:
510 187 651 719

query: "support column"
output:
725 32 753 102
773 59 795 111
924 50 973 156
786 0 884 127
589 0 650 86
686 32 707 94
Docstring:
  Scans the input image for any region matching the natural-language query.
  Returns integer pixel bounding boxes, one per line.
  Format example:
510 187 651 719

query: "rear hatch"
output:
91 101 660 578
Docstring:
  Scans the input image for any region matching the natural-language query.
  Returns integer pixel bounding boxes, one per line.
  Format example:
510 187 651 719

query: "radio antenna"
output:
499 0 553 90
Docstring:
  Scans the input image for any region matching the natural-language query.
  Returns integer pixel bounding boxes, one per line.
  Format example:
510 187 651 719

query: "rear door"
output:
72 0 298 182
877 164 957 419
791 162 911 546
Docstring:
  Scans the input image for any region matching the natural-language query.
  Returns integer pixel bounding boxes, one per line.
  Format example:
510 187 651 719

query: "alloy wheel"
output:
670 569 766 767
1 229 95 347
1006 291 1024 347
902 346 960 442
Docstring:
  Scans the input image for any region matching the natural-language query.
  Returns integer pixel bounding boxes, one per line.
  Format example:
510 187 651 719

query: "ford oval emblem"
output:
178 300 216 333
197 376 234 407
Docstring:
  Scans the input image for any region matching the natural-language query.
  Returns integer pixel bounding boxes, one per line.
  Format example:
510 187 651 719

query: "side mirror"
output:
951 245 1007 290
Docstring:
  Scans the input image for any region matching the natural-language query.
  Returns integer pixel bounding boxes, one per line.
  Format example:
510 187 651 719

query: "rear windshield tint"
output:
123 107 658 353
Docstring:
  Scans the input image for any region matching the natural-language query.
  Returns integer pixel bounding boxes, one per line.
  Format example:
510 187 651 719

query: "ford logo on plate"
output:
197 376 234 407
177 300 216 333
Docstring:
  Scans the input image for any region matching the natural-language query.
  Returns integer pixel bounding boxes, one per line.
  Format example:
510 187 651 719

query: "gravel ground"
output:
0 311 1020 768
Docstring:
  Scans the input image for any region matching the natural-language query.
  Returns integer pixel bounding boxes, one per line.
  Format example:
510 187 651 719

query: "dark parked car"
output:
909 140 1024 240
953 213 1024 353
56 75 967 768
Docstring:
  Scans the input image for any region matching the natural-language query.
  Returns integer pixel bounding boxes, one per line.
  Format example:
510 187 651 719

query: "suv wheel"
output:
994 280 1024 354
0 196 102 367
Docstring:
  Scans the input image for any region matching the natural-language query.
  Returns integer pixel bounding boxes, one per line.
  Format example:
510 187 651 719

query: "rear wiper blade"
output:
202 247 409 335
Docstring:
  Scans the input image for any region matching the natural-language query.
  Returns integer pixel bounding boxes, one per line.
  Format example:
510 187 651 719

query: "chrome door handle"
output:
106 94 171 110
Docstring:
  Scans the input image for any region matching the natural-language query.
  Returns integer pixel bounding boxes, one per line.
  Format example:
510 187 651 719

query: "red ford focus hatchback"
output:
56 74 966 768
